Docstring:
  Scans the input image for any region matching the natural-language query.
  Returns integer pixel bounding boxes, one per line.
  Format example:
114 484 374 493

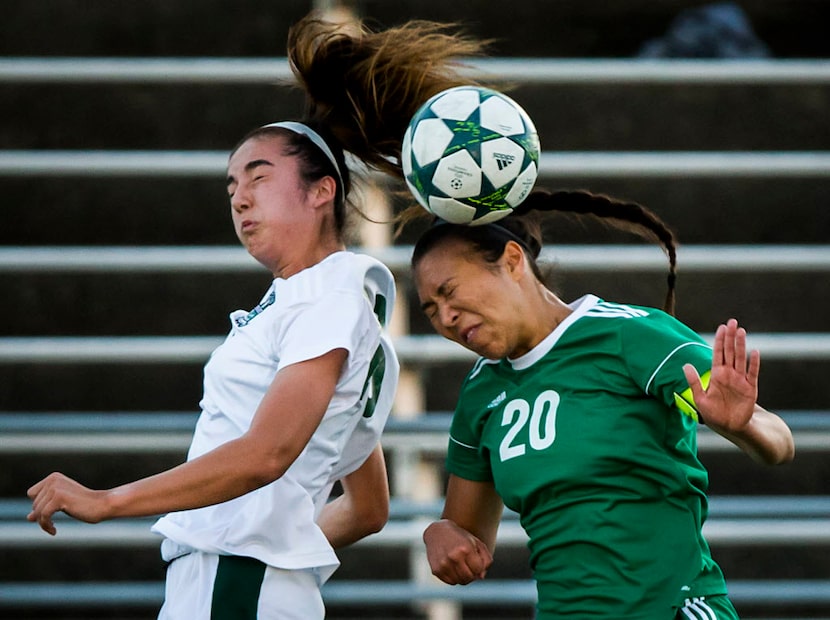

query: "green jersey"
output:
446 295 727 619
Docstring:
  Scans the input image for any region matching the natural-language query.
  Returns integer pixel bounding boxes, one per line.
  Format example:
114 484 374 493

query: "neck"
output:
271 239 345 279
510 285 572 358
533 287 573 343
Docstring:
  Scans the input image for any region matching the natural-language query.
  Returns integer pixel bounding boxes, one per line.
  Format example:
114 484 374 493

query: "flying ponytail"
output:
287 14 490 179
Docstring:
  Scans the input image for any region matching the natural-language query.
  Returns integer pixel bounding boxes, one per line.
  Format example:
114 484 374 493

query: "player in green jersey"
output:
413 192 795 619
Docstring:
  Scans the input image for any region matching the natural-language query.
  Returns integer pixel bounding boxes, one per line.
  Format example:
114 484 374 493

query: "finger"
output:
433 571 463 586
39 512 56 536
29 485 63 534
27 478 46 499
453 548 483 584
465 543 489 578
27 502 57 536
683 363 704 401
734 326 748 372
29 484 54 521
455 569 477 585
722 319 737 367
435 556 476 585
747 349 760 387
474 544 493 579
712 324 726 366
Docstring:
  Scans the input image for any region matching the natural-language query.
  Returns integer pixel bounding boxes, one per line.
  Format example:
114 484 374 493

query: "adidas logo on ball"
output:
493 152 516 171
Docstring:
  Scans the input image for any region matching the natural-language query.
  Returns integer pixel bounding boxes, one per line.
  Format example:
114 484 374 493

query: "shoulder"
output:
577 298 686 337
457 357 504 410
283 253 394 306
558 297 659 347
344 253 397 326
568 298 707 359
320 251 394 285
581 298 653 322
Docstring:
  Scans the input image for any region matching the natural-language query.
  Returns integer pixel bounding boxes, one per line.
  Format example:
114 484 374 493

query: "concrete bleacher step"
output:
0 333 829 410
2 247 830 333
2 77 829 150
3 158 830 245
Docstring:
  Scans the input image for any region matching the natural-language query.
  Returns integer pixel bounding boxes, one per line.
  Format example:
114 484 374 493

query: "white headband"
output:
261 121 344 196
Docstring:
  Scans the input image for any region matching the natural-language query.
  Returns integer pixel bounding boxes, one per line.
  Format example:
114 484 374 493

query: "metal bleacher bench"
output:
2 55 829 617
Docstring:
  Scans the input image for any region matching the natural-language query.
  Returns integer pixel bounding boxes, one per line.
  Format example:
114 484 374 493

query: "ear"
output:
502 241 527 281
310 175 337 208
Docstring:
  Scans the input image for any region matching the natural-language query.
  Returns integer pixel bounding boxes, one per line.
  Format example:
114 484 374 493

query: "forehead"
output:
227 135 289 173
415 238 484 289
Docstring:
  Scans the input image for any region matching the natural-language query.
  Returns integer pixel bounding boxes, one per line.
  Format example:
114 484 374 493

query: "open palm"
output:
683 318 759 434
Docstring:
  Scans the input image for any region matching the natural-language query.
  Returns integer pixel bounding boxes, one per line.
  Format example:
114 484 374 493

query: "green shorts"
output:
675 595 739 620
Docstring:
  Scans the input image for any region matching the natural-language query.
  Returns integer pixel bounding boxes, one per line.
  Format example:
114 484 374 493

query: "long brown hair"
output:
287 14 490 178
287 13 679 313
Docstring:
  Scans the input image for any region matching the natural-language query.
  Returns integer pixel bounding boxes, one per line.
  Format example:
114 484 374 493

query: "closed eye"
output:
420 301 437 321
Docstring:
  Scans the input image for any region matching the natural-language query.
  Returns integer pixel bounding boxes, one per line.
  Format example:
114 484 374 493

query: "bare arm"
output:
710 403 795 466
422 475 503 585
684 319 795 466
317 443 389 548
28 348 348 535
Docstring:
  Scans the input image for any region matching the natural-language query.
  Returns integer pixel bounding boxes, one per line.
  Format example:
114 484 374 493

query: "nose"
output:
436 302 460 329
231 185 251 213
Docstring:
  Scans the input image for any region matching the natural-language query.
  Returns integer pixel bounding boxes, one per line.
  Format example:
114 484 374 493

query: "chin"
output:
469 342 503 361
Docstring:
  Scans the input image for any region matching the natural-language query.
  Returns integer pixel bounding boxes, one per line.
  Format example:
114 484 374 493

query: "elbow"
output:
356 497 389 536
767 425 796 466
231 433 294 489
258 456 290 486
360 496 390 537
364 502 390 535
246 449 292 489
772 439 796 466
756 436 795 466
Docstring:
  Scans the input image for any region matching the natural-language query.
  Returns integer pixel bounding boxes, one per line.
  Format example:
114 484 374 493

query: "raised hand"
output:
683 318 759 433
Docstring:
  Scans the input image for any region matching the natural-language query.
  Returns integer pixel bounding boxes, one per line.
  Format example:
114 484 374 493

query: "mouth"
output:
239 220 256 234
460 324 480 345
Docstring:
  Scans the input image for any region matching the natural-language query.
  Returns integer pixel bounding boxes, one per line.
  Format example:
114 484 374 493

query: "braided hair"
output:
412 190 679 315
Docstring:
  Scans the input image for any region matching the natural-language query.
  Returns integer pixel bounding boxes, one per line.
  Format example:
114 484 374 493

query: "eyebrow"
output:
226 159 274 188
419 279 451 312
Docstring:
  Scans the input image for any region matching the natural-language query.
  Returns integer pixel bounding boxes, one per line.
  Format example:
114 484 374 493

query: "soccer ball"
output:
401 86 540 226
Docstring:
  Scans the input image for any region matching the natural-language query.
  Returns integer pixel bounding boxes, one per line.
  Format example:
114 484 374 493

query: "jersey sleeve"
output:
621 310 713 421
446 370 494 482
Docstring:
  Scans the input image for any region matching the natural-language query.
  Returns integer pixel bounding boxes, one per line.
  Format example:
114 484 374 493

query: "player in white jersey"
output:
27 105 400 618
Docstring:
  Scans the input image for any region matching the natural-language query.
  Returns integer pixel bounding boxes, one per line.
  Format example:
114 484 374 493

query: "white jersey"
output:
152 251 399 582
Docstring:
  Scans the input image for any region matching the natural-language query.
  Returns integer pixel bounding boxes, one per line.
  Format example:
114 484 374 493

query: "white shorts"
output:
158 550 325 620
